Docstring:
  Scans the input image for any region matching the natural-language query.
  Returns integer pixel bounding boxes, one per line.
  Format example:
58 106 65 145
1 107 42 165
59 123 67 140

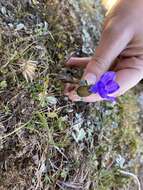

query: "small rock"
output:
1 7 6 15
64 97 68 101
16 23 25 31
46 96 58 105
111 122 118 129
8 23 14 29
67 109 74 113
116 154 125 168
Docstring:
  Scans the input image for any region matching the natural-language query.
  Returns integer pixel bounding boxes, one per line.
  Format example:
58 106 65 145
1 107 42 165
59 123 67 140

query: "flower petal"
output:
97 81 107 98
105 81 120 94
105 96 116 102
96 81 116 102
100 71 116 85
89 84 98 93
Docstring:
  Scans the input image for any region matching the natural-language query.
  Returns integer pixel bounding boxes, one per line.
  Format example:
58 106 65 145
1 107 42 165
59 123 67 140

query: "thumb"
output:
82 72 97 85
83 19 133 81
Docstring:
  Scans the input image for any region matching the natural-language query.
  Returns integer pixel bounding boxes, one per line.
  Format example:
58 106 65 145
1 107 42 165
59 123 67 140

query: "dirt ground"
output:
0 0 143 190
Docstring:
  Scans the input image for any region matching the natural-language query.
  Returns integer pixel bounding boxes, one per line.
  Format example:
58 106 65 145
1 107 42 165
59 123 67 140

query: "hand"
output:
65 0 143 102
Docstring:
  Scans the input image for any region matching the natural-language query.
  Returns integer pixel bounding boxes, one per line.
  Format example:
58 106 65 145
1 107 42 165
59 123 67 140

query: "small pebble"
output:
1 7 6 15
16 23 25 31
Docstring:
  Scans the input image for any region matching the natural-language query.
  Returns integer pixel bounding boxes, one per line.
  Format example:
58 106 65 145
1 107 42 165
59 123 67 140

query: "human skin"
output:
65 0 143 102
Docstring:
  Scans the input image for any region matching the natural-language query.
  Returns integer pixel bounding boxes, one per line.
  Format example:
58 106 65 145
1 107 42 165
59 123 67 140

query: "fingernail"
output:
83 73 96 85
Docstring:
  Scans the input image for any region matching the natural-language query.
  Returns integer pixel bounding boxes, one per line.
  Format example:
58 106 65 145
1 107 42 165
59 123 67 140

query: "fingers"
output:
111 57 143 96
67 57 143 103
65 15 134 99
68 89 102 102
63 75 102 102
65 57 91 68
84 19 134 80
63 57 92 96
64 83 77 95
64 16 136 102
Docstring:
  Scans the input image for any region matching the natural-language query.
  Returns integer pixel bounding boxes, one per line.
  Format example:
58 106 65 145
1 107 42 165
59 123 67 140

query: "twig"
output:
0 121 31 140
56 182 65 190
2 42 35 68
58 181 83 189
119 170 141 190
54 146 69 160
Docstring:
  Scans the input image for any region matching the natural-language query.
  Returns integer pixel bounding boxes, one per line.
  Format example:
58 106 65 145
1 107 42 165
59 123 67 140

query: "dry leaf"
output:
21 60 37 82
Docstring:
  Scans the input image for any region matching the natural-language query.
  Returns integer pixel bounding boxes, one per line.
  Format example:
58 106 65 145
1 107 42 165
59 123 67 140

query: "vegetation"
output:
0 0 142 189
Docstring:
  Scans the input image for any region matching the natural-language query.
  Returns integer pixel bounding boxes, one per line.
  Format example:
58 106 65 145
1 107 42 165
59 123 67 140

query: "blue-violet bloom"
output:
89 71 120 102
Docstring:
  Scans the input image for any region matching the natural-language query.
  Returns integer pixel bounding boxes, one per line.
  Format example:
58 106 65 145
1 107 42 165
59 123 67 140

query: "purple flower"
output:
89 71 120 102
